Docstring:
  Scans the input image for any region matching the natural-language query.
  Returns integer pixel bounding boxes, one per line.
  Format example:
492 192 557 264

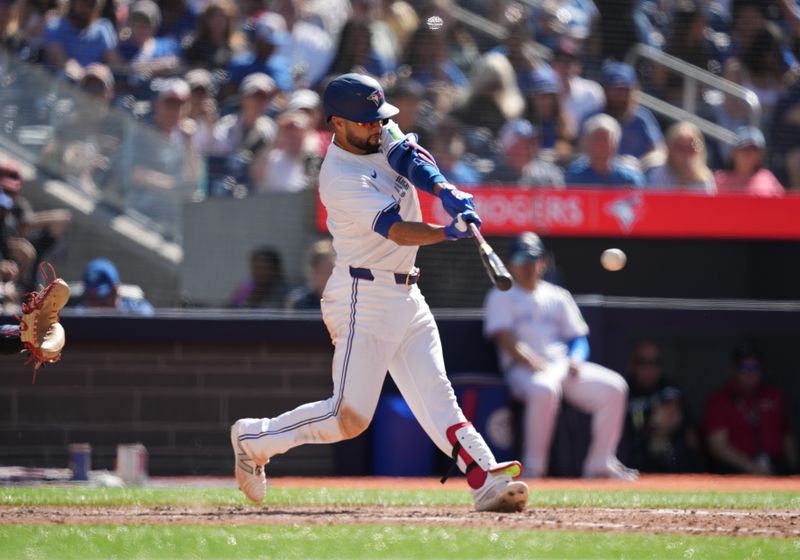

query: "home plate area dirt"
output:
2 476 798 538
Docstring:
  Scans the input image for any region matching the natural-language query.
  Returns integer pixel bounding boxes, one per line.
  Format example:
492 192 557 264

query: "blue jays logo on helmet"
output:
323 73 399 123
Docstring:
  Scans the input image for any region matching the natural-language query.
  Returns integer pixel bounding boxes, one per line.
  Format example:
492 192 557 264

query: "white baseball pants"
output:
506 359 628 477
236 267 475 467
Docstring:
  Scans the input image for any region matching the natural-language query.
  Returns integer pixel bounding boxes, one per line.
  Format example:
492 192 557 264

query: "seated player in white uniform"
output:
231 73 529 512
483 232 637 480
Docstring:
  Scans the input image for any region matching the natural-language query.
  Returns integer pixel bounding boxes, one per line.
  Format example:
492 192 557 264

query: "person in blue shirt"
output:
42 0 122 75
117 1 182 90
582 62 665 169
225 12 293 96
566 113 646 187
76 258 155 316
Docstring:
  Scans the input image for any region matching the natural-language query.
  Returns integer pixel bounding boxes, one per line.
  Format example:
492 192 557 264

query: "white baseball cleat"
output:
472 472 529 513
230 420 266 503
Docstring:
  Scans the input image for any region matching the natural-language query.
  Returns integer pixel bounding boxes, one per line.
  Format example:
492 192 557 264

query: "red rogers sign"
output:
317 187 800 240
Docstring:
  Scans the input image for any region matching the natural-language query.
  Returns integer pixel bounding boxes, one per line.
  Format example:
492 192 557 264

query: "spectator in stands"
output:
206 73 277 194
76 257 155 315
228 246 288 308
588 62 665 170
327 18 386 80
1 161 71 291
704 340 798 475
524 66 575 165
386 80 426 142
129 78 203 238
566 114 646 187
724 21 797 123
285 88 330 156
427 118 482 185
42 0 122 77
488 119 565 187
3 0 58 62
157 0 197 43
494 4 548 95
596 0 639 60
184 69 219 155
401 22 470 119
184 0 245 76
484 232 636 479
39 63 122 200
117 1 182 88
452 52 526 135
653 1 718 105
285 239 335 310
353 0 401 74
531 0 599 52
769 72 800 188
379 0 418 64
251 110 321 193
715 126 785 196
226 11 292 94
622 340 702 473
271 0 335 88
550 38 605 141
647 122 716 193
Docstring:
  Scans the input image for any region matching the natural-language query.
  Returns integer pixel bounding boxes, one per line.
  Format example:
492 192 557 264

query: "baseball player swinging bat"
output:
468 223 513 291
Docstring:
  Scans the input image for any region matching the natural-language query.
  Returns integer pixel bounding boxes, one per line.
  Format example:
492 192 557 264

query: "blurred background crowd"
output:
2 0 799 203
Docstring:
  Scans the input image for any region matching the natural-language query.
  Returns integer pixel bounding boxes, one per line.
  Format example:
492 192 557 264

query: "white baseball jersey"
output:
483 281 589 371
319 141 422 274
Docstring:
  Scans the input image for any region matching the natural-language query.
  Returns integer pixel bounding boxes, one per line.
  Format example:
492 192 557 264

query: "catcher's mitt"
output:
18 263 70 383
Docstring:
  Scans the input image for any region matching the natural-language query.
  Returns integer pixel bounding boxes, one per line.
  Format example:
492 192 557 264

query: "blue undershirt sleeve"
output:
567 336 590 363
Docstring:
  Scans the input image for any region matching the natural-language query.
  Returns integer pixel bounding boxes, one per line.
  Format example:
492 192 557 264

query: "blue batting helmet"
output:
323 73 399 123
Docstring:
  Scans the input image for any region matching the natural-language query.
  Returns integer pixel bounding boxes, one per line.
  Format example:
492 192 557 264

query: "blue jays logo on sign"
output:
366 90 382 106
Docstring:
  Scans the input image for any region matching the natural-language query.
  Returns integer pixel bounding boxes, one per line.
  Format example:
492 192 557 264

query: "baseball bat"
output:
468 223 513 291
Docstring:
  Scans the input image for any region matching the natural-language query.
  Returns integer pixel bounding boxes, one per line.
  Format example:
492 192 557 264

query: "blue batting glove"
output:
444 210 482 240
439 184 476 218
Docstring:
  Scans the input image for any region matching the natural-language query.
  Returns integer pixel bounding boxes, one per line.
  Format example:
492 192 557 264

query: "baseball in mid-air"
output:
426 15 444 30
601 248 627 271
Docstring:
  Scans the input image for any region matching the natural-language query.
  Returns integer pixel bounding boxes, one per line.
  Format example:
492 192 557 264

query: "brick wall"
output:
0 339 339 475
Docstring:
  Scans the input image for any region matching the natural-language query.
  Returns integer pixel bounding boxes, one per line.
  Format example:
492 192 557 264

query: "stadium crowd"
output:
0 0 799 205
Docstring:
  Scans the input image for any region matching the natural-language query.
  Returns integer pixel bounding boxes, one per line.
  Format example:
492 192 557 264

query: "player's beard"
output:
346 129 382 154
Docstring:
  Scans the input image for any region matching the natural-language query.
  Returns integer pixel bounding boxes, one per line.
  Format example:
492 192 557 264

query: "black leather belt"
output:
349 266 420 285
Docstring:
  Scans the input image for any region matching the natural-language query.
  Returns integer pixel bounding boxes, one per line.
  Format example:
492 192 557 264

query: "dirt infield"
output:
2 476 798 538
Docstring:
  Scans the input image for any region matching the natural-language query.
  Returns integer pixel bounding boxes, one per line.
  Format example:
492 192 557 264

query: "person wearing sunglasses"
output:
704 341 798 475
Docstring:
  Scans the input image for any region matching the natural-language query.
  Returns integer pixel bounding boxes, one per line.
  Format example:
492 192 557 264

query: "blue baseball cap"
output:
601 62 637 88
734 126 766 150
510 232 545 264
0 192 12 210
83 258 120 299
531 67 561 94
323 73 399 123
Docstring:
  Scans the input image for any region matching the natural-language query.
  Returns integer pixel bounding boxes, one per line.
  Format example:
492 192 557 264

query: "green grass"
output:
0 525 798 560
1 486 799 510
1 486 797 559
